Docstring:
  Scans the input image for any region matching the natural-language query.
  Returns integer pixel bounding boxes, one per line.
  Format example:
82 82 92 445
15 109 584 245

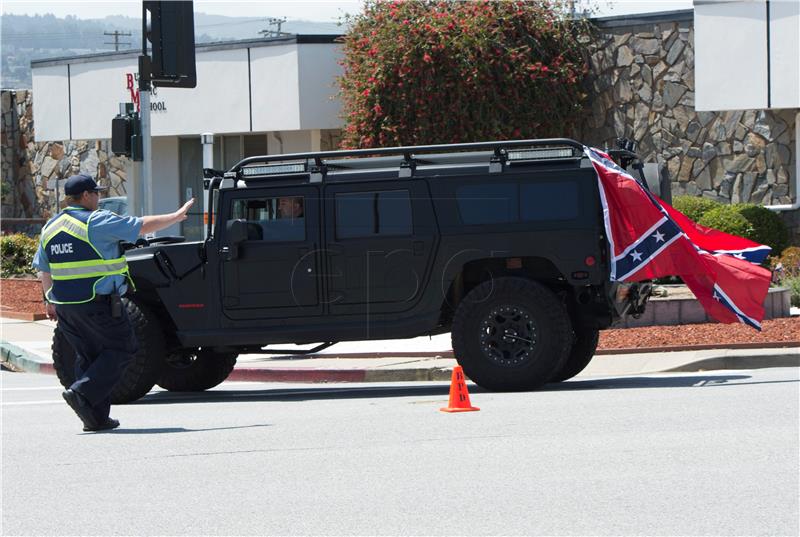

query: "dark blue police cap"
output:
64 174 108 196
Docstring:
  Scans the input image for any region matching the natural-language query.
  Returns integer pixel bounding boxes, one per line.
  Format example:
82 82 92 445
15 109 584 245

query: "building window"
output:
320 129 342 151
243 134 268 158
335 190 412 239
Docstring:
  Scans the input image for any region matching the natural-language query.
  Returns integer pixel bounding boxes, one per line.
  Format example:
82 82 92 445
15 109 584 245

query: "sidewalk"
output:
1 316 798 383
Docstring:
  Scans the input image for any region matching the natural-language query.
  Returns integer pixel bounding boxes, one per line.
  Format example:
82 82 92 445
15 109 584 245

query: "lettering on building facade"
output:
126 73 168 113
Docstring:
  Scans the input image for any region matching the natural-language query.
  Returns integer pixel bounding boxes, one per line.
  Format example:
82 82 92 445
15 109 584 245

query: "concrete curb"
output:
235 340 800 360
0 311 48 321
2 339 798 384
227 367 454 383
596 341 800 355
663 353 800 372
0 341 54 375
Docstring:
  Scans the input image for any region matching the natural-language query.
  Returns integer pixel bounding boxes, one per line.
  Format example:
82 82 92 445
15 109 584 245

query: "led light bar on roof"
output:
507 148 576 161
241 163 306 176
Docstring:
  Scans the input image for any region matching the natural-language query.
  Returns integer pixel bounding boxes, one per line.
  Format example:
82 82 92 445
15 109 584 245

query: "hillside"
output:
1 13 343 89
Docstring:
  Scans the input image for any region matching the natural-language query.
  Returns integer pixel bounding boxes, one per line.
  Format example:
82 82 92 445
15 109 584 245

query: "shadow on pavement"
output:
123 372 799 406
554 374 798 390
133 384 453 405
545 374 754 391
82 424 272 435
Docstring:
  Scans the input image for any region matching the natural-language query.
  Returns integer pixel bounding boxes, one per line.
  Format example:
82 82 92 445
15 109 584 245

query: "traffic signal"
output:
143 1 197 88
111 109 142 161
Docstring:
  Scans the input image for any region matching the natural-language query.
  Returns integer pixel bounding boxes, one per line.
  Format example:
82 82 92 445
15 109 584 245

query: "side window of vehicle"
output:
456 181 580 225
229 196 305 242
335 190 412 239
520 181 579 221
456 183 518 225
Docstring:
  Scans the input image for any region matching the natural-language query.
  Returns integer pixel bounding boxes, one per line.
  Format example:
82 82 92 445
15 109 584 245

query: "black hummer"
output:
52 138 650 403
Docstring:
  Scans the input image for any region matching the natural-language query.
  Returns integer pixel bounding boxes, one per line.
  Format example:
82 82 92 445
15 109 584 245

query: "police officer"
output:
33 174 194 432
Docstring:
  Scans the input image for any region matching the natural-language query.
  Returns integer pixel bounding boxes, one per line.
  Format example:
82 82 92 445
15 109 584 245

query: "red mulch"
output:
1 278 797 348
1 278 46 316
598 317 799 349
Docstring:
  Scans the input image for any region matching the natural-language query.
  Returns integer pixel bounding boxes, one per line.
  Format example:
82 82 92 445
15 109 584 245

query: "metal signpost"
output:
138 65 154 217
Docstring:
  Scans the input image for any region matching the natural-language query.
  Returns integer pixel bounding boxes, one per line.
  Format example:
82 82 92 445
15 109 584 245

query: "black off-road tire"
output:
157 350 238 392
451 277 573 391
51 298 166 404
549 321 600 383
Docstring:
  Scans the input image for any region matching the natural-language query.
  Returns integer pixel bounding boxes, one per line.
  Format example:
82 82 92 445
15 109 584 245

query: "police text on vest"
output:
51 243 74 255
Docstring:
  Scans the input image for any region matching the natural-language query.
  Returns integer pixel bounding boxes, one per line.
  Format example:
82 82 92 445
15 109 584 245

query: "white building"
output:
694 0 799 111
31 35 343 238
694 0 799 213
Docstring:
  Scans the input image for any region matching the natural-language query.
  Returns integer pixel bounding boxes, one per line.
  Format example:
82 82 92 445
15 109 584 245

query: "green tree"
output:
337 0 591 148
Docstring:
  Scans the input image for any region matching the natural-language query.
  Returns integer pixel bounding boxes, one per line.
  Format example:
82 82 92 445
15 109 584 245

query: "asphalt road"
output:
2 368 798 536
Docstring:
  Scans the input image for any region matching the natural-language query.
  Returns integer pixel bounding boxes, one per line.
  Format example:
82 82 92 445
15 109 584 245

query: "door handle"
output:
220 245 237 261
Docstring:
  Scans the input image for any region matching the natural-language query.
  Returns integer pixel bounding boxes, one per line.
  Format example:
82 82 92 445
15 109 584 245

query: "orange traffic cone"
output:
440 366 480 413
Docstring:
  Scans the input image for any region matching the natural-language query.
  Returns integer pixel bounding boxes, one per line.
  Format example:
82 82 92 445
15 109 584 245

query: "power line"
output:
4 32 110 37
103 30 131 51
3 17 268 37
259 17 289 38
196 18 264 28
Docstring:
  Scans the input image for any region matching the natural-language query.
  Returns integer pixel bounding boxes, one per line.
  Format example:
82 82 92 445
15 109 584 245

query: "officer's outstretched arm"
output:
140 199 195 236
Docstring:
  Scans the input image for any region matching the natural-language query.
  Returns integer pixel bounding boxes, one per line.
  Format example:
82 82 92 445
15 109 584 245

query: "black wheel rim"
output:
479 305 537 367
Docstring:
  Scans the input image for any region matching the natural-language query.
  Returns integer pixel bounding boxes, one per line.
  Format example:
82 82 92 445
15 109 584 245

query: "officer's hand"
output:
45 302 57 321
174 198 195 222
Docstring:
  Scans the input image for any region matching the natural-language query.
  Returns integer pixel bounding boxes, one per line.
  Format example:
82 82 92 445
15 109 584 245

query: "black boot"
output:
84 417 120 432
62 389 98 430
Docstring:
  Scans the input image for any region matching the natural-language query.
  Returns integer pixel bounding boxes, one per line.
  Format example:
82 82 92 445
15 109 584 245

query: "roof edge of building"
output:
30 34 343 69
590 9 694 28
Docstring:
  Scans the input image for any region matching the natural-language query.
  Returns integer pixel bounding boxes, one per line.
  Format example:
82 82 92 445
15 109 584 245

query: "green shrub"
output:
736 204 789 255
783 276 800 307
697 205 753 239
0 233 39 279
772 246 800 306
696 203 790 254
672 195 722 223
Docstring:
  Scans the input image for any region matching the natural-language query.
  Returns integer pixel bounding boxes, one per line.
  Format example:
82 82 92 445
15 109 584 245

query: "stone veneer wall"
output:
1 89 130 222
1 90 35 219
579 12 799 243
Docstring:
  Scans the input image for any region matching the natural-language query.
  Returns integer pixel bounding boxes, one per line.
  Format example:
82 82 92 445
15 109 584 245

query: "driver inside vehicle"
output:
278 197 304 220
258 196 304 242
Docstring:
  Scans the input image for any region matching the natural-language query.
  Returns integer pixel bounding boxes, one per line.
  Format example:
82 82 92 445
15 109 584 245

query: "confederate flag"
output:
586 147 772 330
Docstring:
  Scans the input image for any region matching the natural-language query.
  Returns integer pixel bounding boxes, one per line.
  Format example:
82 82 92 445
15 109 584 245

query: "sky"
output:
2 0 695 21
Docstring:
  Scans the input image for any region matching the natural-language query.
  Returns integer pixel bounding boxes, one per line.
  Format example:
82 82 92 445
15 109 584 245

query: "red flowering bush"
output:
338 0 591 148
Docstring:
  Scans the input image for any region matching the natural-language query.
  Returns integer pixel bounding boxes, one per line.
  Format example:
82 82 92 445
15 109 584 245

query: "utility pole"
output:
103 30 132 51
259 17 288 38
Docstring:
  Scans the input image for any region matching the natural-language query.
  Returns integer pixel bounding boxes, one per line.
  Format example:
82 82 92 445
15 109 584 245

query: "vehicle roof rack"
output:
230 138 585 182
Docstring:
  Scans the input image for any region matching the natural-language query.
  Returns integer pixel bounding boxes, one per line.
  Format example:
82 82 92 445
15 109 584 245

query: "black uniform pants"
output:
55 299 137 422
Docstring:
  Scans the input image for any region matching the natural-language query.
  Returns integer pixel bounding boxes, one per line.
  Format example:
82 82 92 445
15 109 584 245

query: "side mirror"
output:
227 219 248 244
224 219 248 260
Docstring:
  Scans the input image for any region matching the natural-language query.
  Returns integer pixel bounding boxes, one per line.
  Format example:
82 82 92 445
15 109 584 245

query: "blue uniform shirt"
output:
33 207 144 295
